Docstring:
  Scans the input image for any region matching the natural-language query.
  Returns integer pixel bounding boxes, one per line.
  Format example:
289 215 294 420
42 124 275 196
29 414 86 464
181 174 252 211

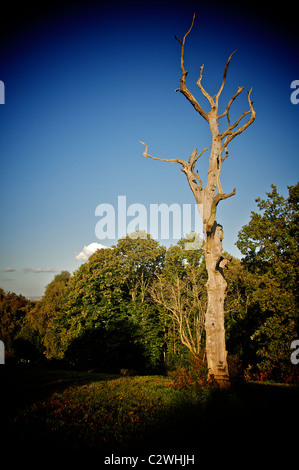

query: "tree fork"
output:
140 14 255 388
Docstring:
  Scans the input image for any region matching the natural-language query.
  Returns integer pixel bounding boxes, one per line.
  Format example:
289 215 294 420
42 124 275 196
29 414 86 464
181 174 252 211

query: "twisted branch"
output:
174 13 210 122
139 141 186 166
140 14 255 232
140 141 209 203
215 51 237 106
173 13 255 147
220 88 255 153
196 64 214 108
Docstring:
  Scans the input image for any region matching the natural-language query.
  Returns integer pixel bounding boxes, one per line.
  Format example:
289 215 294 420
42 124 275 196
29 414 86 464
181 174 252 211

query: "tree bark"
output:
202 115 231 387
204 224 230 387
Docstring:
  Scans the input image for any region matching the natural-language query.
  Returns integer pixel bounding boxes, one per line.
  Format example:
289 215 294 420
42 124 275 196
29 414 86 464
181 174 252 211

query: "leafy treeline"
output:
1 184 298 382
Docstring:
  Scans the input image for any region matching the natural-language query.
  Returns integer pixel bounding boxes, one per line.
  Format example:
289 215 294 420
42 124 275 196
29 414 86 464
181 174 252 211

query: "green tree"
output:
27 271 70 339
114 233 165 304
224 257 260 370
45 237 166 371
115 234 166 370
0 288 33 359
236 183 299 381
44 248 128 362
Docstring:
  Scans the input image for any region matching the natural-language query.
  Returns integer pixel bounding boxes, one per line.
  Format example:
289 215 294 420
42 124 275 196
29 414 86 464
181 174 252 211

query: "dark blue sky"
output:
0 0 298 297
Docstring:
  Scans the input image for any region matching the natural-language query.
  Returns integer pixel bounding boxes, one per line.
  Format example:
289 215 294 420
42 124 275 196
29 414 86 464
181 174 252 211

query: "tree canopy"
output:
0 184 298 383
235 183 299 381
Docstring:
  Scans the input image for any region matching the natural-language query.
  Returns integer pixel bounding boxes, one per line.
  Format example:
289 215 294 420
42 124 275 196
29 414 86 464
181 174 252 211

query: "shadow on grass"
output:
137 381 299 457
2 366 298 465
0 364 120 418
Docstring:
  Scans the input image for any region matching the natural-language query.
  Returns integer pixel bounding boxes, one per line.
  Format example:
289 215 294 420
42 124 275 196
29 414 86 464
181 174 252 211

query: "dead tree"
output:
140 14 255 388
150 270 206 360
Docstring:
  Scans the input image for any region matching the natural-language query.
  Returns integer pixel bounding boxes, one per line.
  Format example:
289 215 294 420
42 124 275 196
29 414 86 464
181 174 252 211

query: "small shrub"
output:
169 357 212 401
120 368 137 376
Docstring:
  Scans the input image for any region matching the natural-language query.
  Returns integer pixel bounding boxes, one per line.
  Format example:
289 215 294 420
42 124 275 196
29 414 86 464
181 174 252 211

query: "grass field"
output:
1 365 298 465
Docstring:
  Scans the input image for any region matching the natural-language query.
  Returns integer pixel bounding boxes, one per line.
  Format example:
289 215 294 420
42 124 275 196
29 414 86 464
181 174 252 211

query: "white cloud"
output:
22 267 60 274
75 242 108 261
2 267 16 272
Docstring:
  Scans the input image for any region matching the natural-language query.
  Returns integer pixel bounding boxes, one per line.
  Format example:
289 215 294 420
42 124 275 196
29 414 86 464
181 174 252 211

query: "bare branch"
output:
217 86 244 125
175 12 195 73
189 146 210 172
193 171 202 189
139 141 186 166
215 51 237 105
174 15 193 84
181 147 210 199
221 147 230 163
187 146 210 191
219 187 236 201
149 271 205 358
196 64 214 107
174 13 210 123
220 88 255 152
140 141 209 202
180 11 195 45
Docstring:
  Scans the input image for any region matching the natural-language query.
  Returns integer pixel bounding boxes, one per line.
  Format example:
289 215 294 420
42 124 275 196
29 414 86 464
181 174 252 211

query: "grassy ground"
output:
1 365 298 466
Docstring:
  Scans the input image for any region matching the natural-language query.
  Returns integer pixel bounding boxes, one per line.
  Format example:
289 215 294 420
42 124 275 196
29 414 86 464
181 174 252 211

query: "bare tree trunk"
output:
140 14 255 388
205 224 230 386
202 117 231 387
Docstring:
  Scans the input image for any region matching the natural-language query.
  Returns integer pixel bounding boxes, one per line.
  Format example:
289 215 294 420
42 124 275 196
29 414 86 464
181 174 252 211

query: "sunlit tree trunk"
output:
204 225 229 386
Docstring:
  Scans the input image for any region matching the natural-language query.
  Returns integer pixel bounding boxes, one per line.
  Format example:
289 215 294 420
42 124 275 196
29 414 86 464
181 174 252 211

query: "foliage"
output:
235 183 299 382
114 235 166 370
1 184 298 383
43 236 166 371
114 233 165 303
33 272 70 336
224 257 260 368
168 357 211 402
23 271 71 357
44 248 132 363
0 288 34 359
